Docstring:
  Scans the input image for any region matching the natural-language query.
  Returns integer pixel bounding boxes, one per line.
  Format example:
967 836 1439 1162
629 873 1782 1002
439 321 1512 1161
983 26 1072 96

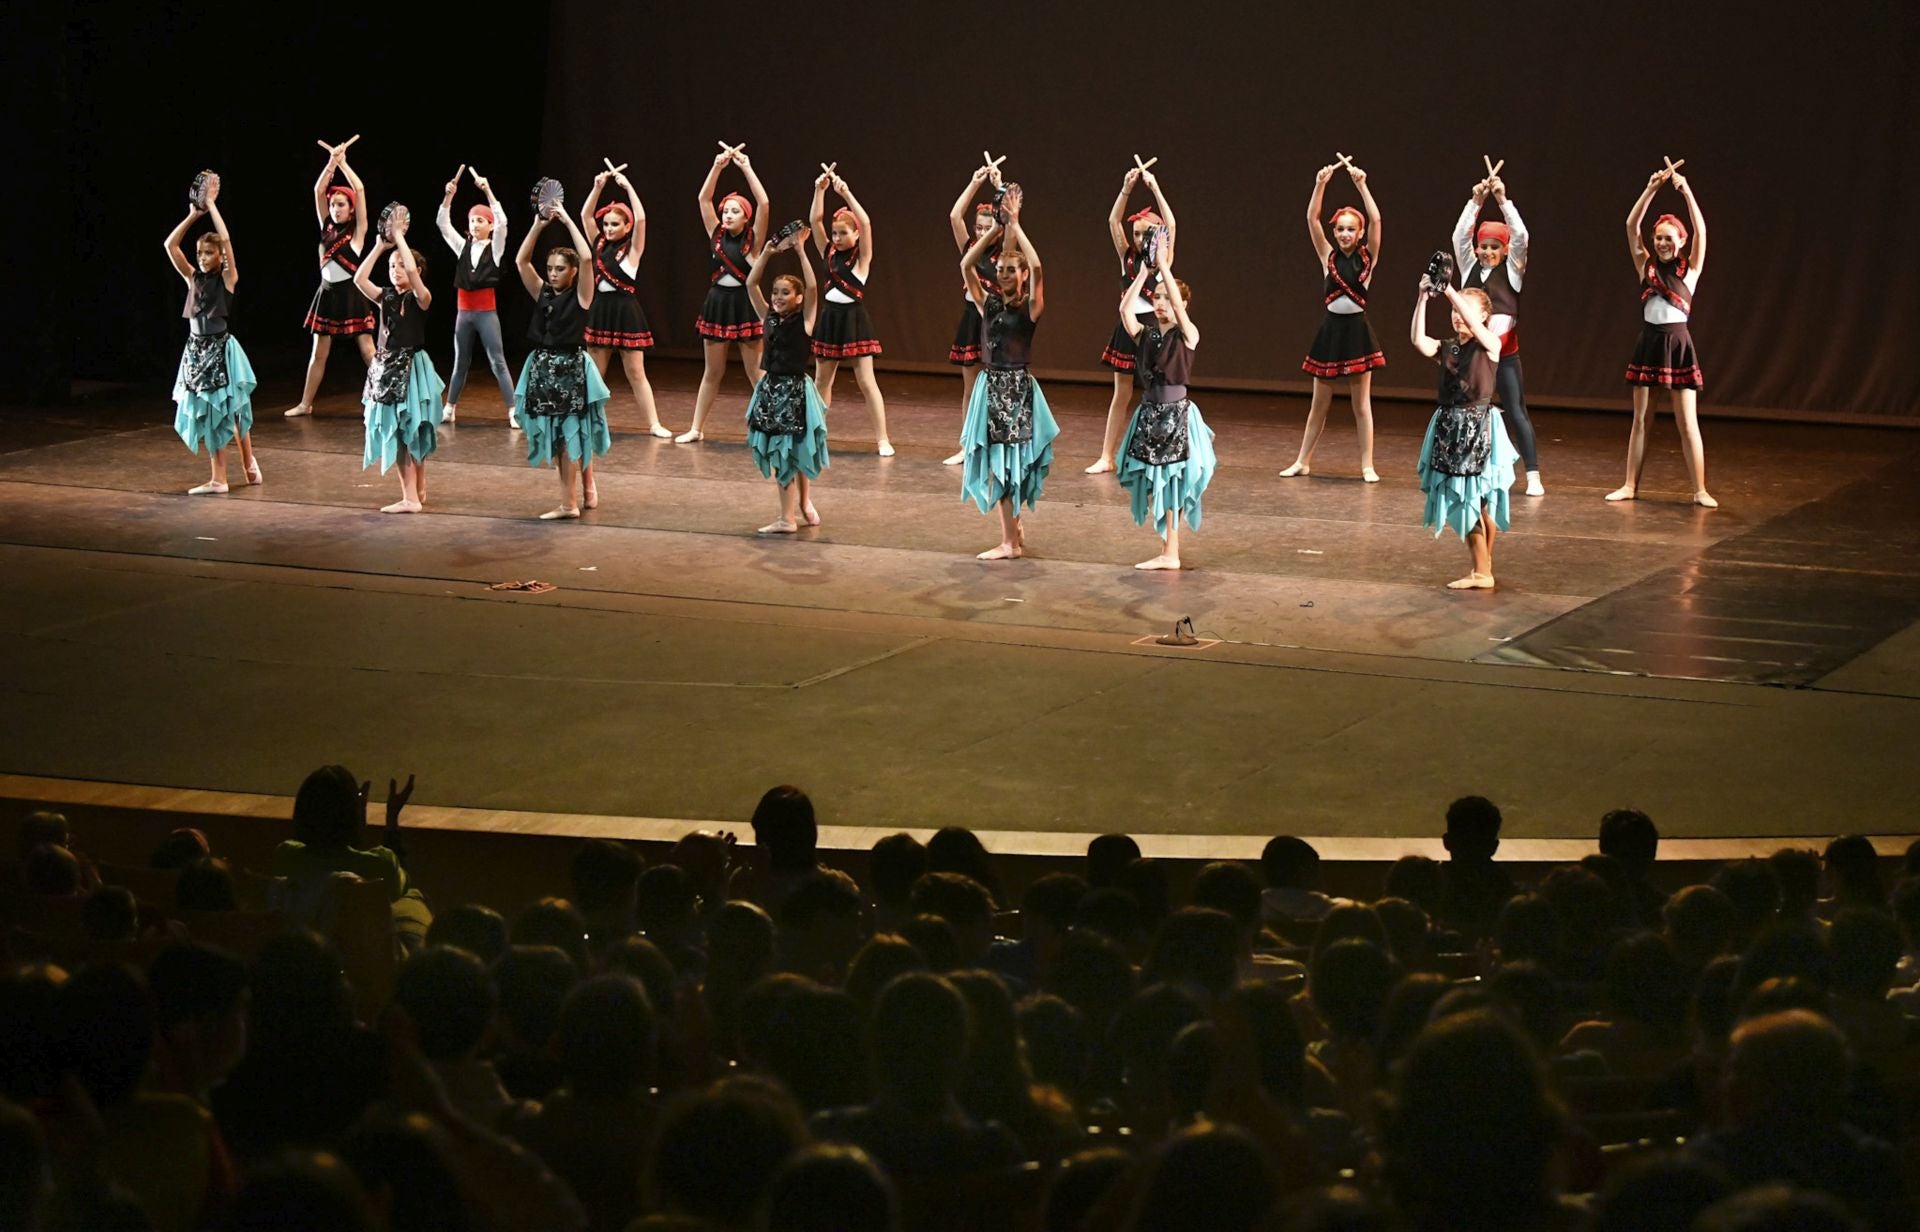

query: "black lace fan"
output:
531 177 564 220
378 202 411 244
189 170 219 210
1422 250 1455 296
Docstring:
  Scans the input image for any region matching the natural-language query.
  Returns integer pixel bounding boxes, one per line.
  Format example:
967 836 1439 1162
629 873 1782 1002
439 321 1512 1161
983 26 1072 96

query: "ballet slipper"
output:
187 481 228 495
540 507 581 521
583 481 599 511
674 429 704 444
245 460 263 485
1279 462 1311 478
283 404 312 418
1085 458 1115 475
942 451 965 466
801 499 820 526
876 441 896 457
380 499 423 514
1604 485 1636 502
1361 467 1381 483
1525 471 1545 497
1136 555 1181 571
1693 490 1719 509
647 424 672 439
977 543 1018 561
442 404 457 423
757 519 798 535
508 409 522 430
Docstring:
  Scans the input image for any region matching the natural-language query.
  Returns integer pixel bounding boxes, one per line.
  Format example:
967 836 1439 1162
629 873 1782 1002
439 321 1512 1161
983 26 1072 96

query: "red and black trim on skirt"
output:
304 309 375 335
813 337 882 359
583 327 655 349
1100 345 1138 371
1302 352 1386 378
949 342 983 365
696 318 764 341
1624 361 1704 389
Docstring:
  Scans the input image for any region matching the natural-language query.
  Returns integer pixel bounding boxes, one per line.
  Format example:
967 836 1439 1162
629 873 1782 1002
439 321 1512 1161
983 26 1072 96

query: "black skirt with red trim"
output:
1100 311 1158 371
304 280 375 336
1302 311 1385 379
949 300 984 366
1625 321 1704 389
584 292 654 350
813 300 882 359
695 284 763 341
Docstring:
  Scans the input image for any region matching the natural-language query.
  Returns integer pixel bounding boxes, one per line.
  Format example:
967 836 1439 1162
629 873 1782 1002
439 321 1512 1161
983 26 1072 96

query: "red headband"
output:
327 185 357 207
719 192 753 225
1651 213 1688 246
831 206 859 229
973 203 996 215
595 202 633 226
1328 205 1364 232
468 204 495 223
1126 207 1164 226
1475 220 1511 247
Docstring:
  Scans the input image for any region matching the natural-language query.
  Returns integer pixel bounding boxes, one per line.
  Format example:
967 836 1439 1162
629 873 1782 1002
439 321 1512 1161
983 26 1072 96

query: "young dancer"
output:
580 164 672 438
287 139 374 418
1609 165 1713 507
677 146 770 443
1114 240 1214 571
1282 160 1384 481
435 165 517 427
808 169 891 455
1410 280 1518 590
1087 164 1177 474
512 195 611 520
943 162 1015 467
743 231 830 534
1452 170 1543 496
165 177 260 494
959 190 1058 562
353 224 444 514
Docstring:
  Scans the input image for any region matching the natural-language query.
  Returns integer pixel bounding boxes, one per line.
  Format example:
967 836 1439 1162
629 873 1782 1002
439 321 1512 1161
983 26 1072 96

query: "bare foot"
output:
1604 485 1637 502
283 404 312 418
540 507 581 521
942 451 965 466
674 429 703 444
1361 467 1381 484
977 543 1018 561
1446 572 1496 590
1279 462 1310 478
647 424 673 439
381 499 423 514
1136 554 1181 571
758 519 797 534
245 460 263 485
1085 458 1115 475
801 498 820 526
442 404 457 423
877 441 896 457
1693 490 1719 509
187 481 228 495
1525 472 1545 497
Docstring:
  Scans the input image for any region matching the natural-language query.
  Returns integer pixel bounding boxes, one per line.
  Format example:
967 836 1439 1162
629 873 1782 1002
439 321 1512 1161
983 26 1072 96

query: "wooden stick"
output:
341 134 361 150
1663 156 1686 175
1335 151 1356 170
454 164 467 182
1489 158 1504 178
820 161 838 177
1483 154 1495 178
1133 154 1158 172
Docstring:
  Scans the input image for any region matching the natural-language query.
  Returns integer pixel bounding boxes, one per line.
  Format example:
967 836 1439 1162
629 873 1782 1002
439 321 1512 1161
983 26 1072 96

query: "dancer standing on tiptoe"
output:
1282 157 1384 482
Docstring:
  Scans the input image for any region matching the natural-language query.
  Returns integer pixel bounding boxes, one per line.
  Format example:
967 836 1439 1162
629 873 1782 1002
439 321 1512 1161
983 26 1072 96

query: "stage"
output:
4 362 1919 856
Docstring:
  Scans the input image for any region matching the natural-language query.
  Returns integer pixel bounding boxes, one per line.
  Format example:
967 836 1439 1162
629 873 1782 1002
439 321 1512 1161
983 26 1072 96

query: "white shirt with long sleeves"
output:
437 199 508 269
1452 197 1528 341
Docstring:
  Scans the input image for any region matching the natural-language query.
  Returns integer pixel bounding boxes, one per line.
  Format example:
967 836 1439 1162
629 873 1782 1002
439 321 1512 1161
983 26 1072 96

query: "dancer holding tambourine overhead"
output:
743 223 831 535
678 143 770 443
353 206 445 515
288 137 375 418
943 159 1017 467
167 172 261 494
1088 159 1177 475
513 179 612 521
1282 157 1384 482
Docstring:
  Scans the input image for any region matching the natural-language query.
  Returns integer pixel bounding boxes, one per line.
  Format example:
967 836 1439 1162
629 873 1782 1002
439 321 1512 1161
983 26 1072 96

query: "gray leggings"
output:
449 308 516 407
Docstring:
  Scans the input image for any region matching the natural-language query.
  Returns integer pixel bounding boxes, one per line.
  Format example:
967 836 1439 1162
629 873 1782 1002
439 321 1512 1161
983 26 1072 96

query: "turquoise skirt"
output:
745 373 830 486
960 369 1060 514
515 348 613 467
1416 406 1518 540
172 335 256 456
1115 399 1217 535
362 351 445 473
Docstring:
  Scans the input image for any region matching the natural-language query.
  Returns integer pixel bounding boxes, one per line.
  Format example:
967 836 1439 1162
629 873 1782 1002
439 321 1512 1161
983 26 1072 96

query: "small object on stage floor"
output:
1156 617 1200 646
487 579 556 594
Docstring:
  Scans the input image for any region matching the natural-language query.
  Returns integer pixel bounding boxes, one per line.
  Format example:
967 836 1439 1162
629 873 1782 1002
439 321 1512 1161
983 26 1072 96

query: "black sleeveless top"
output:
528 284 589 348
1134 324 1193 394
825 246 866 300
594 237 638 295
982 294 1036 370
1322 246 1372 309
761 309 812 376
1436 338 1496 409
709 226 753 285
1462 259 1518 317
453 239 500 291
1640 256 1694 315
377 289 426 352
183 271 231 336
319 221 360 272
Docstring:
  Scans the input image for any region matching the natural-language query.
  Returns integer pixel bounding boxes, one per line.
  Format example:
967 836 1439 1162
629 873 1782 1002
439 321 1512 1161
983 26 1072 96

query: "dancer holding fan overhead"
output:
1609 160 1714 508
434 165 516 427
743 224 830 535
513 180 612 521
1281 156 1384 482
1088 156 1177 475
580 160 672 438
288 137 374 418
808 166 891 455
958 185 1059 562
677 142 771 443
166 172 261 494
943 155 1016 467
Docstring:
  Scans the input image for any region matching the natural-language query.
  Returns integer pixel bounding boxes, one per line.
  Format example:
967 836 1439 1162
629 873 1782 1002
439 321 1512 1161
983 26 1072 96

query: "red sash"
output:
1640 257 1693 314
826 247 864 301
709 226 753 285
595 239 638 295
319 224 359 273
1324 246 1371 309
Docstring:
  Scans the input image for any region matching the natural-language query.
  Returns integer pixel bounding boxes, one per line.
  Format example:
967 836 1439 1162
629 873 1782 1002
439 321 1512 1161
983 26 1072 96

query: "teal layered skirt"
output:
960 368 1060 513
516 348 612 467
172 334 256 456
1115 399 1217 535
745 372 830 486
362 350 445 473
1416 405 1518 540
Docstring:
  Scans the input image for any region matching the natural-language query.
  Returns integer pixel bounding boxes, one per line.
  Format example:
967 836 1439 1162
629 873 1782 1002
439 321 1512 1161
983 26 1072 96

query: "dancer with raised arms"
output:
808 167 891 455
435 165 516 427
943 157 1014 467
287 138 374 418
580 161 672 439
1281 157 1384 482
677 143 770 443
512 188 612 520
743 228 830 535
1452 159 1543 496
1087 159 1177 474
165 174 260 494
353 216 445 514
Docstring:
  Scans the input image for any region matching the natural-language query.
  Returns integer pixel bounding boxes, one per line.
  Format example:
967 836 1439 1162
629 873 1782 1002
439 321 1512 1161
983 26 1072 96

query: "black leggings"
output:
1496 353 1538 471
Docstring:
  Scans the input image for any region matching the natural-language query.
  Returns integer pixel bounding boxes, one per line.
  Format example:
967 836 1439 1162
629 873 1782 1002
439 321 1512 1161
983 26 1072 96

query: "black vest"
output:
709 227 753 284
528 285 589 349
377 289 427 352
183 271 231 336
1135 325 1193 393
762 310 812 376
453 239 500 291
1437 338 1496 409
1463 258 1519 318
825 246 865 300
1323 246 1372 309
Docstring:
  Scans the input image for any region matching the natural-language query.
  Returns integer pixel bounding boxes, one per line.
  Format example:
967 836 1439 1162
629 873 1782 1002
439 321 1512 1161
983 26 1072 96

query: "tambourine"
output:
994 182 1024 224
1141 223 1171 268
378 202 411 244
531 177 564 220
189 170 219 210
1422 249 1455 295
772 219 807 246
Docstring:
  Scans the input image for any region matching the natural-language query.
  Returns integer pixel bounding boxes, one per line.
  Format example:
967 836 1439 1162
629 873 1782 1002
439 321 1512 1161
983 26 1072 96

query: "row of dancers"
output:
165 144 1714 584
